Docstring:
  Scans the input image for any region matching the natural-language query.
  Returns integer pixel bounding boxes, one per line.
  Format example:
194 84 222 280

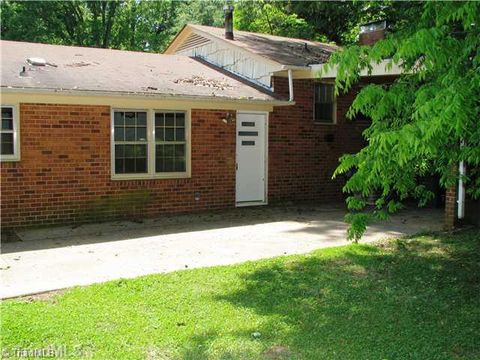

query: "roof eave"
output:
1 86 295 107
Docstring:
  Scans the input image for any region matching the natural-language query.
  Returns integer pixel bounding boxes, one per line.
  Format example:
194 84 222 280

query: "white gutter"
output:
1 86 295 107
287 69 294 101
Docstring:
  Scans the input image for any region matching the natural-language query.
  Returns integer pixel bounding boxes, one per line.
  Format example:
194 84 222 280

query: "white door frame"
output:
235 110 269 207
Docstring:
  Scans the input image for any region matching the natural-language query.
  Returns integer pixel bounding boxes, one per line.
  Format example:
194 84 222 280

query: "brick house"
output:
1 22 406 229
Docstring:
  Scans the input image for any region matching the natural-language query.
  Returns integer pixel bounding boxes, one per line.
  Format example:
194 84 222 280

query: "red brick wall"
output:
268 77 370 203
1 105 236 228
1 77 388 228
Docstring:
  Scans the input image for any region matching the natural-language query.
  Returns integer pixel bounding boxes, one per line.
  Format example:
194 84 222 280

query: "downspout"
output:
288 69 294 101
458 160 466 219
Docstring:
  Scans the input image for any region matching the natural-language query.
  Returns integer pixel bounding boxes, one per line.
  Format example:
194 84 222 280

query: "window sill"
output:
111 172 191 181
0 155 20 162
313 121 336 126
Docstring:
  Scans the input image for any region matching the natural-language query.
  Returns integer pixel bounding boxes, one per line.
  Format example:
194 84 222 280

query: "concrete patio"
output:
1 204 443 299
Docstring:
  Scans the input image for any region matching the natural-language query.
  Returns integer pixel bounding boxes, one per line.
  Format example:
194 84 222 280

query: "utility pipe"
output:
287 69 294 101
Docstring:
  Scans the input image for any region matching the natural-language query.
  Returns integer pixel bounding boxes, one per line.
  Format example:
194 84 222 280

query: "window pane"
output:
1 107 13 119
165 128 175 141
175 128 185 141
155 127 164 141
125 127 136 141
124 158 135 173
114 112 124 126
155 113 164 127
136 127 147 141
164 158 174 172
115 144 125 158
175 144 185 157
175 158 186 172
176 113 185 127
135 144 147 157
164 145 174 157
115 159 124 173
156 144 164 158
135 158 147 173
2 118 13 130
165 113 175 127
1 133 14 155
114 127 124 141
315 104 334 123
156 158 164 172
137 112 147 126
125 112 136 126
124 144 135 157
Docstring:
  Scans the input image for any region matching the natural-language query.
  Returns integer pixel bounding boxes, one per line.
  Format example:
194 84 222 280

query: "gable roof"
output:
1 40 287 104
165 24 339 67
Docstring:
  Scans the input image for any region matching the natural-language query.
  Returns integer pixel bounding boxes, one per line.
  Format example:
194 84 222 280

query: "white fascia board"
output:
1 87 295 107
311 59 403 78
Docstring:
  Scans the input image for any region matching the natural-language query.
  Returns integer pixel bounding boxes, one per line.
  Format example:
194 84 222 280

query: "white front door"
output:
236 112 267 205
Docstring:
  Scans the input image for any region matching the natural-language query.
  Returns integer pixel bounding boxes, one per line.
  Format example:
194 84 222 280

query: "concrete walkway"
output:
1 205 443 299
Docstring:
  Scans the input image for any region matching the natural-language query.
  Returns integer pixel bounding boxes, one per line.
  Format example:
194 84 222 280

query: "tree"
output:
325 1 480 241
234 0 315 40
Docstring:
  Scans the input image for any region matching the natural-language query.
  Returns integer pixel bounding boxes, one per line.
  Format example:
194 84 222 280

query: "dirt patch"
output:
262 345 293 360
17 289 65 303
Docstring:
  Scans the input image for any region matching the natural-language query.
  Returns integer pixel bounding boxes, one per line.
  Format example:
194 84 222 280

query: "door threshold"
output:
236 201 268 207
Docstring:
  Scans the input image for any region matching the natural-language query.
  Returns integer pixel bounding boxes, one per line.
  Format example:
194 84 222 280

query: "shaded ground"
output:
0 205 443 298
1 229 479 359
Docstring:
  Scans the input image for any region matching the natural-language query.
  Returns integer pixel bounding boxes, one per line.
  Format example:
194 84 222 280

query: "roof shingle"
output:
0 40 281 102
185 24 339 67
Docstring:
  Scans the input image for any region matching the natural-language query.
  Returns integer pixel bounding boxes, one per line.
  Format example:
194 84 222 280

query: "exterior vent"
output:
176 33 211 53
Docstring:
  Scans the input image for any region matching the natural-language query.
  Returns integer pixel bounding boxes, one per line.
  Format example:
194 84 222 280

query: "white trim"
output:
235 110 269 206
110 108 192 180
311 59 403 79
0 104 21 162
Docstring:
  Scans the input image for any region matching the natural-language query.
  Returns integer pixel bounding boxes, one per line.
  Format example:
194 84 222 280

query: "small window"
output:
155 112 186 173
1 106 20 161
314 83 335 124
113 111 148 174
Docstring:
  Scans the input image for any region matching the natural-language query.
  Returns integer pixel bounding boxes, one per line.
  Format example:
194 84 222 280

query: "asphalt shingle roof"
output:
0 40 281 102
187 24 339 67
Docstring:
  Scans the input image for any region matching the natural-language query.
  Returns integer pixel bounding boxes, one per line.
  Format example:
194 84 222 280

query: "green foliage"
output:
327 1 480 240
1 0 385 50
234 0 315 39
0 0 225 52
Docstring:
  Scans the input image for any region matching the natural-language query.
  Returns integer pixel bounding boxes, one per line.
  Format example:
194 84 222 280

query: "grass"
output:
1 229 480 359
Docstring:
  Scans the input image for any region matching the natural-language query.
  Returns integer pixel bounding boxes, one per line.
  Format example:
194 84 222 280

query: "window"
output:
1 106 20 161
155 112 186 173
314 83 336 124
111 109 190 179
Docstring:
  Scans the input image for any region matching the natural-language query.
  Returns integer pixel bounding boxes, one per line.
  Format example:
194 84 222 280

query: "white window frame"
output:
0 105 21 162
313 82 337 125
111 108 191 180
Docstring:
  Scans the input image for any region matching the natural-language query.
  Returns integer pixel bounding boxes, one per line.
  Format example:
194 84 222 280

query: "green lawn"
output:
2 230 479 360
